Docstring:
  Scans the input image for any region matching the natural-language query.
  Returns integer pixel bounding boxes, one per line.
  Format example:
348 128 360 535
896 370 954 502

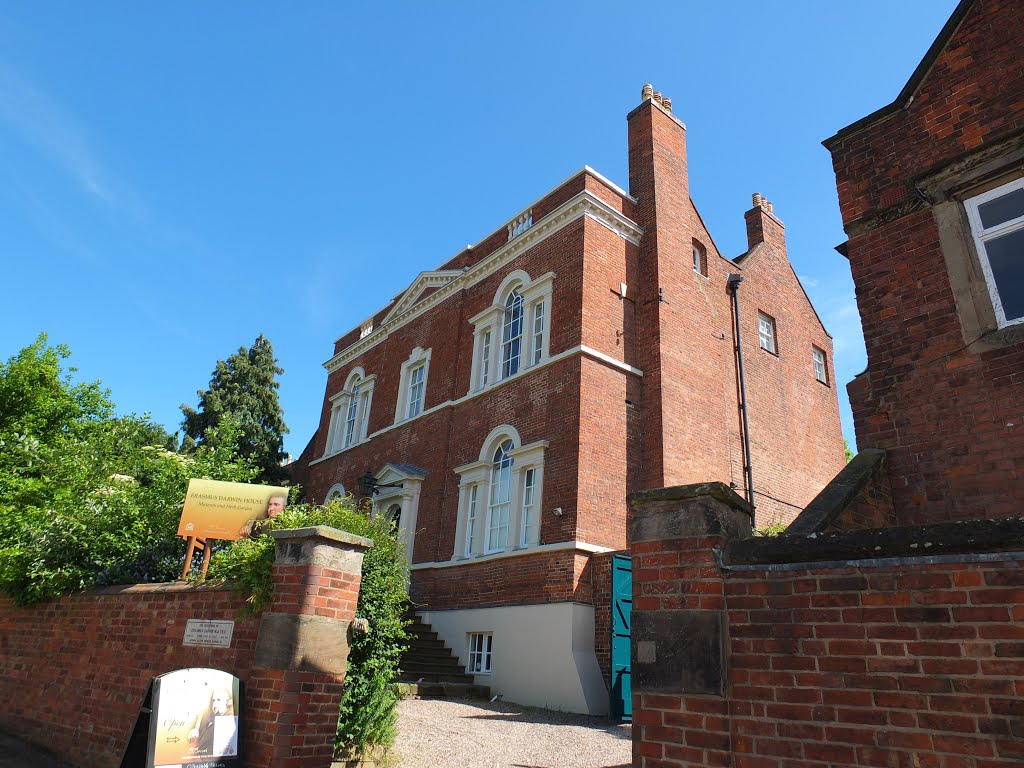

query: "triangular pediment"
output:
382 270 464 325
375 463 428 485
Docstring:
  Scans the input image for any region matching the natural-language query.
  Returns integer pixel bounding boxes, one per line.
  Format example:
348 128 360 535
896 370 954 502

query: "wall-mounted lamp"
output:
551 507 564 518
357 468 403 496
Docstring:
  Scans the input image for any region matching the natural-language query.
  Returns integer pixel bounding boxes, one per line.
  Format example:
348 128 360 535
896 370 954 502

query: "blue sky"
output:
0 1 959 457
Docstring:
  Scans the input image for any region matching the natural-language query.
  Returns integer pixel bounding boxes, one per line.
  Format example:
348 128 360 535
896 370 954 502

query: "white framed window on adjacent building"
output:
323 368 375 455
964 177 1024 328
812 346 828 385
758 312 778 354
467 632 493 674
394 347 432 424
453 425 547 559
469 270 554 393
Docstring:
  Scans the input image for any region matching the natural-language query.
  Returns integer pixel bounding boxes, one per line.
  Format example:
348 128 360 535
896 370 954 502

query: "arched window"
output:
388 503 402 528
453 426 548 558
469 271 554 392
487 440 514 550
501 290 524 378
324 368 376 455
326 484 347 502
344 378 362 447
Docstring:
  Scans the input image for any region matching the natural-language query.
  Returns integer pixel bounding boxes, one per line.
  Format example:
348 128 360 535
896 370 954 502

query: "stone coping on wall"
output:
722 515 1024 567
786 448 886 534
83 580 234 596
270 526 374 549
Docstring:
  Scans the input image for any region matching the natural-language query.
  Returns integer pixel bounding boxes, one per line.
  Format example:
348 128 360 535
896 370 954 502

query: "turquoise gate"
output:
609 552 632 721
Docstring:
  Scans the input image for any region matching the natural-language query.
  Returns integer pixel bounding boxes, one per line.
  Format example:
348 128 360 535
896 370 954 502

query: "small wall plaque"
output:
183 620 235 648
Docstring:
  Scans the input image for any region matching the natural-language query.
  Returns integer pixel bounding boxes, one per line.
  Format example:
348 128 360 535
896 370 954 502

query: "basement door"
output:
610 553 632 721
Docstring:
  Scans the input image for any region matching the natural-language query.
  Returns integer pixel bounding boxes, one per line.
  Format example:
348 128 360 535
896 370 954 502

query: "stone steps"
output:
398 610 490 700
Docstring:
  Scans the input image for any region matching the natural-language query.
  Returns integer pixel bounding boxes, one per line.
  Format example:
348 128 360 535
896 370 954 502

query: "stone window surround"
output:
469 271 554 394
919 135 1024 352
394 347 432 424
324 368 376 456
452 425 547 559
369 464 425 566
325 483 347 501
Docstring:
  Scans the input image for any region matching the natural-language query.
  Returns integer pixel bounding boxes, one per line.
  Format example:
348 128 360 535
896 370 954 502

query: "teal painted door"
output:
610 553 632 721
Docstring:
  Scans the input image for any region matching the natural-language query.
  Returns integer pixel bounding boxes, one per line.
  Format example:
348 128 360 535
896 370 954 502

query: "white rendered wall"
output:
419 602 608 715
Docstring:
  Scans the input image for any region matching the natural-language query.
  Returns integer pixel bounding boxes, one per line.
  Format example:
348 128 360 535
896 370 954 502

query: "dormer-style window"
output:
324 368 375 455
469 270 555 393
965 177 1024 327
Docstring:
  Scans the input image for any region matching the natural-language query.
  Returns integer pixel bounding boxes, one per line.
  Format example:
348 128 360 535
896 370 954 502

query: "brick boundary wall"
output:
628 484 1024 768
0 526 370 768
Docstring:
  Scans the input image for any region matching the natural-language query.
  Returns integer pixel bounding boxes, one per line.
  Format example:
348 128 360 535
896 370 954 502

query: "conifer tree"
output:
180 334 289 483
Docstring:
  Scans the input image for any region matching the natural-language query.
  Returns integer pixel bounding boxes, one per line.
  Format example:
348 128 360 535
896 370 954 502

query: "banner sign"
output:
148 668 243 768
176 479 287 541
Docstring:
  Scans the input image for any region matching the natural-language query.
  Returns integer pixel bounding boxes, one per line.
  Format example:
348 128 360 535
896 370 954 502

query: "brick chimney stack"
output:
627 84 692 490
744 192 786 251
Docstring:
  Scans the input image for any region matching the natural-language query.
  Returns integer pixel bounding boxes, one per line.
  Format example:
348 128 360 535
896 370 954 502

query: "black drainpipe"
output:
727 274 755 523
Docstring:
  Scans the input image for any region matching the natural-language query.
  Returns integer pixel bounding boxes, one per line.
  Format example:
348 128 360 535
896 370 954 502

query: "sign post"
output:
177 479 288 581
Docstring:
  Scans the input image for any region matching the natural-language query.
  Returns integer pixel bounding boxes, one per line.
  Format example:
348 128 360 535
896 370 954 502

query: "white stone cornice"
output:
323 190 642 374
308 344 645 467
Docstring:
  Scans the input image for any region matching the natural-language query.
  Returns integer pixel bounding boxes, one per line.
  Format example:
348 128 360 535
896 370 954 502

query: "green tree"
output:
0 335 256 604
180 334 289 483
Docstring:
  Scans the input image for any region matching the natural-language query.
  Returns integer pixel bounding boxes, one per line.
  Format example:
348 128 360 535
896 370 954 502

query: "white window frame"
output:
812 346 828 384
468 271 554 393
965 177 1024 328
453 425 547 559
325 483 347 502
394 347 432 424
323 368 375 455
487 441 514 552
406 362 426 419
758 312 777 354
501 290 524 379
467 632 493 674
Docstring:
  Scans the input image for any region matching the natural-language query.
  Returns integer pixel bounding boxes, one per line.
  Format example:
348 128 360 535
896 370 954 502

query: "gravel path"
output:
392 698 632 768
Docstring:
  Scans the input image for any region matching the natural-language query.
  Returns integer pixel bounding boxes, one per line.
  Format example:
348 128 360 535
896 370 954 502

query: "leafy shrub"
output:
208 498 410 755
0 336 257 604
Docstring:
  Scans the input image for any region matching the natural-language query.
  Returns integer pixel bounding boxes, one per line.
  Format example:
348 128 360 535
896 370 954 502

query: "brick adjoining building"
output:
291 86 846 713
824 0 1024 527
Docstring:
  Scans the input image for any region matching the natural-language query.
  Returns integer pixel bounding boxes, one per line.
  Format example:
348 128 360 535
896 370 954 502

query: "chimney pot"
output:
642 84 654 101
662 96 672 112
653 91 663 105
752 192 762 208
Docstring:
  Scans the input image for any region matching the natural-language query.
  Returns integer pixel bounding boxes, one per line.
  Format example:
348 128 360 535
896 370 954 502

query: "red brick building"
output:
292 86 845 713
824 0 1024 526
